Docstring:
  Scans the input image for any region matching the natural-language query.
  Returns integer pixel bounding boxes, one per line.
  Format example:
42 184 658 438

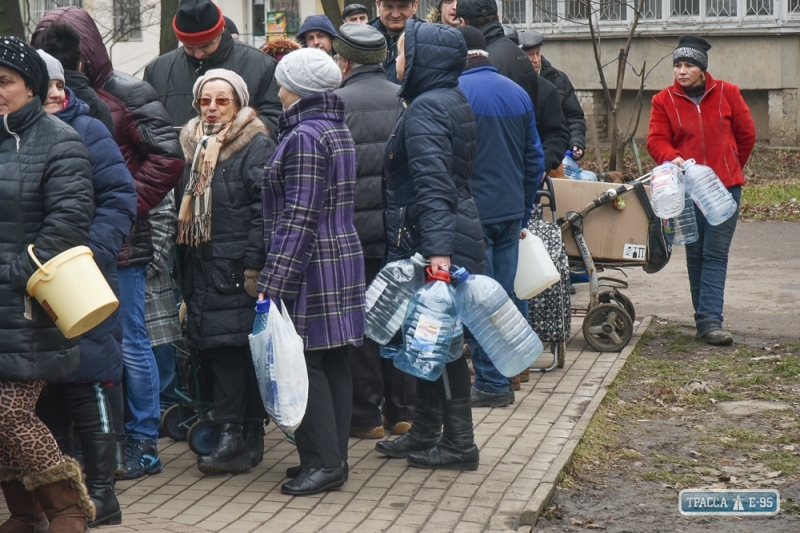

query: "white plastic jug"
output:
514 231 560 299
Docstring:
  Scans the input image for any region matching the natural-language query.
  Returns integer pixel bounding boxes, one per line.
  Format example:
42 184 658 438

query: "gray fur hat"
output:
333 23 387 65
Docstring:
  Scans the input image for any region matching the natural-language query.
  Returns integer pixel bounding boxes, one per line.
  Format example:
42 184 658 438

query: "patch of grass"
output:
753 451 800 476
637 469 700 485
703 427 765 451
773 357 800 379
741 184 800 207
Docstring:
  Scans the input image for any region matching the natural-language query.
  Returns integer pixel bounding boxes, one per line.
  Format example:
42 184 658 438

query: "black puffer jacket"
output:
537 75 571 171
144 32 282 138
481 21 538 112
334 64 401 260
384 19 485 275
0 100 94 381
64 70 114 136
540 57 586 152
177 108 276 351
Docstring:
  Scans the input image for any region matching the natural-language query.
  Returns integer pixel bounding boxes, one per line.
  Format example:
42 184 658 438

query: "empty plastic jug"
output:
650 162 686 219
395 269 459 381
365 253 427 344
562 150 581 180
515 230 561 299
452 268 543 377
663 194 699 246
683 159 738 226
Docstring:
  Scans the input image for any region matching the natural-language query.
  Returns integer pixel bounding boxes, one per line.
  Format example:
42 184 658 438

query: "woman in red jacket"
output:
647 35 756 345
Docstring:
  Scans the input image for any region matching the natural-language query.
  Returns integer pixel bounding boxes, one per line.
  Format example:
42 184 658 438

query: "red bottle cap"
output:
426 267 451 283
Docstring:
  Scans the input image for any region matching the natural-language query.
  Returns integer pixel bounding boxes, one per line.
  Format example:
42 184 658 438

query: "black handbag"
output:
632 181 672 274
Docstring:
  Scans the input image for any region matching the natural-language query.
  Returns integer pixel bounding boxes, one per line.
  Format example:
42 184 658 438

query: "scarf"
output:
177 121 230 246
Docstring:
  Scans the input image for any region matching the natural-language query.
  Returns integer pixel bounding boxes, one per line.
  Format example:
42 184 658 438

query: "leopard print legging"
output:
0 380 64 474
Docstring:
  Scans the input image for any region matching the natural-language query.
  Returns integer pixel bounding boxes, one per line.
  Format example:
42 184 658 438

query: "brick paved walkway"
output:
3 317 648 533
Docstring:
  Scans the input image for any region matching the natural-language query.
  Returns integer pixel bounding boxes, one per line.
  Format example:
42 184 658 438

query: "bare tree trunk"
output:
160 0 180 55
320 0 343 28
1 0 27 39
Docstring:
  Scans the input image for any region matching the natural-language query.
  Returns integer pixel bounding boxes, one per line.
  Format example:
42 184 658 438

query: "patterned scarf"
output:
178 121 230 246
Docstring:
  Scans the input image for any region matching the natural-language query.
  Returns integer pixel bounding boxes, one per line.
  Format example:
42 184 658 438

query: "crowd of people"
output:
0 0 754 529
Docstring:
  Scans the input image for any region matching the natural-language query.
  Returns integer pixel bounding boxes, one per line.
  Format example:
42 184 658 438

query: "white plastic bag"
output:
248 299 308 434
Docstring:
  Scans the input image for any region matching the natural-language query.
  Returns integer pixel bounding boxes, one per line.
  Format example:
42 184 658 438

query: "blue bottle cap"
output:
255 299 270 313
452 267 470 284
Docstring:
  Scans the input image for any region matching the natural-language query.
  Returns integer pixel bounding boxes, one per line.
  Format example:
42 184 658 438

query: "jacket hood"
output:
480 21 506 46
540 56 555 76
180 106 268 162
399 19 466 102
55 87 90 124
32 7 113 87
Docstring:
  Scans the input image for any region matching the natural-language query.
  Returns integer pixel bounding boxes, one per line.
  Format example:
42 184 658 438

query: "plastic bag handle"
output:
27 244 49 275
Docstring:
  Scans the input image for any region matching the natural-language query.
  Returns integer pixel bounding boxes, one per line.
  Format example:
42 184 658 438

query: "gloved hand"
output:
244 269 260 298
571 146 585 160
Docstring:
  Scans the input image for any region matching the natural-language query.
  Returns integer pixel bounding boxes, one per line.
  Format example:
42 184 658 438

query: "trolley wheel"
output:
597 289 636 324
583 303 633 352
187 419 215 456
556 342 566 368
161 404 191 442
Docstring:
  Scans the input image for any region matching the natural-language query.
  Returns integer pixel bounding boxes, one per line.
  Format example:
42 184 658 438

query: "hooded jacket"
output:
33 7 185 268
479 21 538 112
144 31 282 137
540 56 586 152
334 64 401 259
178 108 275 352
52 89 137 384
384 19 485 275
0 99 94 381
647 72 756 188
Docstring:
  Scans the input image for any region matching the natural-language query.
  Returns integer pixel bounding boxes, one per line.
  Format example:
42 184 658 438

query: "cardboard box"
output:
551 179 650 262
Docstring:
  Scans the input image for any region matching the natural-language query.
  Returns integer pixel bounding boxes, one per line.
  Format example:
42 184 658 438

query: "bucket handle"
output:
27 244 51 276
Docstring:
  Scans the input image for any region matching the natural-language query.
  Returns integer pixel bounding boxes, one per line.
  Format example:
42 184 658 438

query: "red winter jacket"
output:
647 72 756 188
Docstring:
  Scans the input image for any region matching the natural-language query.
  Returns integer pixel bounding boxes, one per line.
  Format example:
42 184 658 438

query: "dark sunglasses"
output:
196 96 233 107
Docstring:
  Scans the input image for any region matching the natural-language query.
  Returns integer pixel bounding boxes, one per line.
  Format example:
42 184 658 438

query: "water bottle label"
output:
411 314 442 355
365 277 388 313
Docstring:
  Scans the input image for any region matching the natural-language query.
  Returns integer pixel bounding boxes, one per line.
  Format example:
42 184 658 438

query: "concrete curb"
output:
518 316 653 526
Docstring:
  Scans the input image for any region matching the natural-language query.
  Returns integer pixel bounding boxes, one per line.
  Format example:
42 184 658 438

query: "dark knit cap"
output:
342 4 369 19
173 0 225 45
673 35 711 71
456 0 498 19
334 24 387 65
520 30 544 50
0 36 49 103
297 15 338 42
456 26 486 52
223 16 239 35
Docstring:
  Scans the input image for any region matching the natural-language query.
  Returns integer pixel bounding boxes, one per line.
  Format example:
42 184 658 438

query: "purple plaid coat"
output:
258 93 365 351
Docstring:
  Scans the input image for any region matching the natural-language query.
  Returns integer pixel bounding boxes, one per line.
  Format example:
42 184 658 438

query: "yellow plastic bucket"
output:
25 244 119 339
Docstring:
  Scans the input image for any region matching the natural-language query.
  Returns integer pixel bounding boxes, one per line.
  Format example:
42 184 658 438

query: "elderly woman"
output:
177 69 275 475
0 37 96 532
374 20 484 471
257 48 365 496
647 36 756 345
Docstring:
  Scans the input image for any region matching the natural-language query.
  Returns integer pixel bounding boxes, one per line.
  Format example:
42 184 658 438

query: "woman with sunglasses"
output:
177 69 276 475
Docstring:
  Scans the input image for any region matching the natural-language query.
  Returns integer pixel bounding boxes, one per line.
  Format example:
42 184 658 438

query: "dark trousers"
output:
350 257 415 428
36 383 115 452
418 354 472 402
295 346 351 469
200 345 266 426
104 383 126 444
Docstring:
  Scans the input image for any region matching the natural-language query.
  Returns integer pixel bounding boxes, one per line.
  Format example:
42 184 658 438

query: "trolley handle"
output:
557 171 652 230
535 175 557 213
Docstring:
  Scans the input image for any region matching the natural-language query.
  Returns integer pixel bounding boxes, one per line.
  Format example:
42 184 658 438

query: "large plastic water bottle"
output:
650 162 686 219
253 299 270 335
446 319 465 363
365 254 427 344
578 169 598 182
452 268 543 377
380 342 403 360
683 159 738 226
394 269 458 381
663 194 699 246
562 150 582 180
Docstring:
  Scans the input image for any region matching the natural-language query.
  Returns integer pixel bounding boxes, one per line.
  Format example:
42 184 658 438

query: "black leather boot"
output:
406 398 479 471
197 424 252 475
81 432 122 527
375 382 441 458
243 422 265 467
113 441 126 479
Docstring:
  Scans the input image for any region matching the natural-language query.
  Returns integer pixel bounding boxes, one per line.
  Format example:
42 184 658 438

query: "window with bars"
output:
567 0 591 19
746 0 771 14
637 0 663 18
113 0 141 41
789 0 800 12
671 0 699 16
32 0 82 23
706 0 735 16
531 0 559 22
502 0 527 23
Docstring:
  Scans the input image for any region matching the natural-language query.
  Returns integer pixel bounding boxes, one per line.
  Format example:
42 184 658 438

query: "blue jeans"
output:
118 266 161 442
153 343 178 411
685 186 741 335
470 219 527 394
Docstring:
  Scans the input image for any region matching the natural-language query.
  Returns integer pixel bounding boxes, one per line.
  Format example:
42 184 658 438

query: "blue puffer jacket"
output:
458 63 544 225
53 89 137 384
384 19 485 275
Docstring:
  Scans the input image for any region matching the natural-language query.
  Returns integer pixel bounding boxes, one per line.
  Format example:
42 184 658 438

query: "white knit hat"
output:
36 49 64 83
192 68 250 112
275 48 342 98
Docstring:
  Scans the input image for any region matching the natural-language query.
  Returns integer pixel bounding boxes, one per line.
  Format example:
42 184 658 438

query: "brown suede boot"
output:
0 475 47 533
23 458 95 533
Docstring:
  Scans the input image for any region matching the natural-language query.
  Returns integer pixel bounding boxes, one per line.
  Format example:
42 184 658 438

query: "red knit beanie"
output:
173 0 225 46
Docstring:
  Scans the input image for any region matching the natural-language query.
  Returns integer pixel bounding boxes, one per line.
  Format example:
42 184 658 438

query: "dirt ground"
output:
534 320 800 533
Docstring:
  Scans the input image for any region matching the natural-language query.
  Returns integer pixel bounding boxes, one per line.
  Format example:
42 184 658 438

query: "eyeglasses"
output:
196 97 233 107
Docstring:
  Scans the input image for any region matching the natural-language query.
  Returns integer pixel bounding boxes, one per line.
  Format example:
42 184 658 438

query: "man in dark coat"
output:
143 0 282 137
33 6 185 482
521 30 586 160
332 24 415 441
369 0 419 83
